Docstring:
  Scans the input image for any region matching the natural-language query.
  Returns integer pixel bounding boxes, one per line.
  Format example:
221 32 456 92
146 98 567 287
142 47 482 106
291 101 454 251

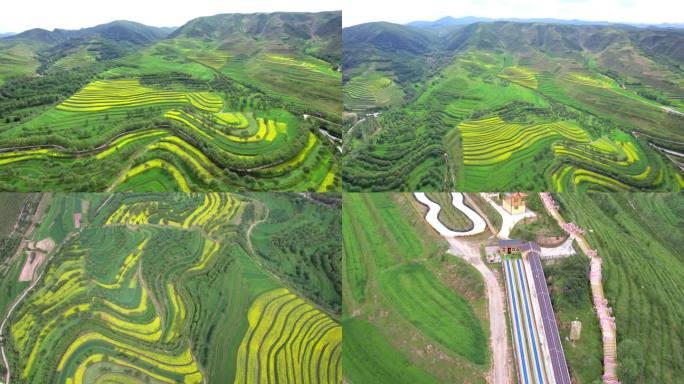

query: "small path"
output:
480 194 536 239
632 130 684 145
659 106 684 117
303 114 342 127
0 229 78 384
0 128 162 157
539 193 619 384
244 201 339 319
414 192 486 237
346 117 366 137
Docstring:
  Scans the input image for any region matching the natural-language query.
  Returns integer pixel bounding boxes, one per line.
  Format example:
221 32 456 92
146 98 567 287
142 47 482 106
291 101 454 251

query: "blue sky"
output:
0 0 341 33
343 0 682 27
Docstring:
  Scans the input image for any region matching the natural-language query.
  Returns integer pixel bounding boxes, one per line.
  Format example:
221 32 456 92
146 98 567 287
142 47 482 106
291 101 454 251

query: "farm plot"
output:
550 136 674 192
1 192 341 384
234 288 342 384
58 79 223 112
344 74 404 111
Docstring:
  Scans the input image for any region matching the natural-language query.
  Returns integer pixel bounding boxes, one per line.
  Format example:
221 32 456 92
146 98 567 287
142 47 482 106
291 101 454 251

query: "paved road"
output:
415 192 510 383
529 252 572 384
450 239 511 384
414 192 486 236
539 237 576 259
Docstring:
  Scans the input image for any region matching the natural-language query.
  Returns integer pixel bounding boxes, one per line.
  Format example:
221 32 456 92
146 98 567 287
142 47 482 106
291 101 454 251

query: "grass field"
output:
424 192 473 231
343 193 488 384
0 192 341 384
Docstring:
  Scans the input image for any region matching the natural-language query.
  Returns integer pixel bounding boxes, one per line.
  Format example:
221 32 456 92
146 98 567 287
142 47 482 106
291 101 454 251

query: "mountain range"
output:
344 19 684 85
0 11 341 90
406 16 684 30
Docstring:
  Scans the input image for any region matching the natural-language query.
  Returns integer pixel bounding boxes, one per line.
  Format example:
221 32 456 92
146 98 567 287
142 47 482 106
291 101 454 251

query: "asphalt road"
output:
529 252 572 384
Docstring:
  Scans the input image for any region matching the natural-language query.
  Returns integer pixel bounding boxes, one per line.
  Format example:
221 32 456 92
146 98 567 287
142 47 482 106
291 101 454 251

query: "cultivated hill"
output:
343 20 684 192
171 11 341 64
0 11 342 192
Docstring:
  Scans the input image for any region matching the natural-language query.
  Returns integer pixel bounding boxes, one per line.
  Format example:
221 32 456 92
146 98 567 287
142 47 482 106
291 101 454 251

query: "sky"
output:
343 0 684 27
0 0 342 33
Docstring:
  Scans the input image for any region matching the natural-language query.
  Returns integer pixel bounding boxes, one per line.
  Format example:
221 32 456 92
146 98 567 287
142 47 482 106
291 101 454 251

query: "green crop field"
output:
0 12 341 192
0 192 341 383
556 192 684 383
343 22 684 191
344 73 404 112
342 193 488 384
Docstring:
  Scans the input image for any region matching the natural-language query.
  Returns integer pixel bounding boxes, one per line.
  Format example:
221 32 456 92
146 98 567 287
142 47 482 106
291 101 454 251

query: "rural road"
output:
414 193 510 384
0 229 77 384
481 194 535 239
413 192 486 236
448 238 510 384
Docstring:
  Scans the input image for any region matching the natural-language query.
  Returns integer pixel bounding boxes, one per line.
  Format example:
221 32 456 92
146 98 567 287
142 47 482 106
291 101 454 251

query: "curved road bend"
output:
413 192 486 237
414 192 510 384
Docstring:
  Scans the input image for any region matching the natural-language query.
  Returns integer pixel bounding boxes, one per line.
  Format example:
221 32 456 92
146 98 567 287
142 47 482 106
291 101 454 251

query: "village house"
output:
503 192 528 215
498 239 522 255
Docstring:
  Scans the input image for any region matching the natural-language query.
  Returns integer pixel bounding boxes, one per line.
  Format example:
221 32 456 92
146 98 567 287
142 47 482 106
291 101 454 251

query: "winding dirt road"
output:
414 192 511 384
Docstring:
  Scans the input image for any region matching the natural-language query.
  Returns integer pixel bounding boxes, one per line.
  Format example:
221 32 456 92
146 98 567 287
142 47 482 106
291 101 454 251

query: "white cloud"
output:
342 0 683 27
0 0 341 33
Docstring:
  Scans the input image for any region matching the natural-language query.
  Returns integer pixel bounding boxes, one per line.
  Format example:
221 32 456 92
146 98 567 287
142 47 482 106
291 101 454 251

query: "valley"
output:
0 12 342 192
342 20 684 192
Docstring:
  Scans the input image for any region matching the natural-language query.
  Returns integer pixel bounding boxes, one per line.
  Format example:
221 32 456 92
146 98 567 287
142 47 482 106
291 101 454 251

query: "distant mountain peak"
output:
405 15 684 30
7 20 171 44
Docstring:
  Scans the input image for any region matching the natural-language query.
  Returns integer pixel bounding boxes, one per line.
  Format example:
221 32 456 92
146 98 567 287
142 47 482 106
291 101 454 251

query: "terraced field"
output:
460 116 590 165
0 11 341 192
497 66 540 89
556 193 684 383
0 77 339 191
343 21 684 192
0 192 341 383
344 74 404 111
57 79 223 112
235 288 342 383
